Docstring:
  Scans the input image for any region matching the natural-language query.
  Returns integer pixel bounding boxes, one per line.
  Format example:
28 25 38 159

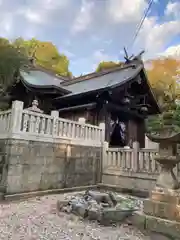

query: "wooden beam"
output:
106 102 144 119
58 103 97 113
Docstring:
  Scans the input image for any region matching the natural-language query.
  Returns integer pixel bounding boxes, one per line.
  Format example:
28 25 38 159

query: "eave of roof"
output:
28 64 70 82
141 68 161 114
61 63 136 86
20 70 70 94
54 64 143 101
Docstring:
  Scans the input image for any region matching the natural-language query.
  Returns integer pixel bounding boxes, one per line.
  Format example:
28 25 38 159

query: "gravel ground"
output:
0 192 150 240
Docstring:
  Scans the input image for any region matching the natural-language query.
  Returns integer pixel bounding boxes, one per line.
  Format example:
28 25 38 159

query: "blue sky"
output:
0 0 180 76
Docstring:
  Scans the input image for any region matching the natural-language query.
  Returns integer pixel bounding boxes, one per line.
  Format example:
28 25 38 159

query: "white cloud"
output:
71 0 94 33
42 0 69 10
60 48 75 58
0 0 180 76
17 0 70 24
93 49 111 62
104 39 112 45
160 45 180 58
165 1 180 19
133 17 180 59
107 0 180 61
0 14 13 38
17 8 43 24
108 0 147 23
91 49 118 70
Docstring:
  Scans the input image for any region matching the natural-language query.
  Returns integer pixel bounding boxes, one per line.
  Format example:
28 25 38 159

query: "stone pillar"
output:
78 118 85 140
11 100 24 134
99 122 105 142
51 110 59 137
78 117 86 124
132 141 139 172
51 110 59 118
98 141 109 184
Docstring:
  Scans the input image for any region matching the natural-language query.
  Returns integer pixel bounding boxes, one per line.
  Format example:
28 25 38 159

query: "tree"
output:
146 104 180 134
96 61 123 72
0 38 29 91
146 57 180 110
0 38 29 109
13 38 71 77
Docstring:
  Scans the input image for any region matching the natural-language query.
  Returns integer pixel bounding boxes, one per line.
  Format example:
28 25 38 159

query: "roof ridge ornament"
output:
123 47 145 64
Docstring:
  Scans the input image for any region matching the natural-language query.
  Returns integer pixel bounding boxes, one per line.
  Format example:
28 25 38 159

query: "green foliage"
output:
0 37 73 110
13 38 71 77
96 61 123 72
146 104 180 133
0 38 29 91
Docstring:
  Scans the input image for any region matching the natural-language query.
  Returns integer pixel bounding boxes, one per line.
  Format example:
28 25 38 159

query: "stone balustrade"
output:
0 110 11 135
0 100 105 146
21 109 104 142
102 143 161 192
138 149 160 173
104 148 133 170
104 147 159 173
1 100 179 194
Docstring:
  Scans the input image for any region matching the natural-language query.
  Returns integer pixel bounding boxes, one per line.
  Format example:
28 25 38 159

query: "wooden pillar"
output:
127 119 138 147
127 118 145 148
137 119 145 148
98 104 111 142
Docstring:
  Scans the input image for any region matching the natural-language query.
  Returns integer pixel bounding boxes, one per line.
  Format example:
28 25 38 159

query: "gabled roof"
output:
20 69 70 94
19 59 160 114
20 70 64 87
56 63 143 100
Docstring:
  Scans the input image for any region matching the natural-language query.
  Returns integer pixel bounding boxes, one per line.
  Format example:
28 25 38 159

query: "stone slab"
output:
99 208 134 225
145 215 180 239
129 212 180 239
143 199 180 221
151 190 180 204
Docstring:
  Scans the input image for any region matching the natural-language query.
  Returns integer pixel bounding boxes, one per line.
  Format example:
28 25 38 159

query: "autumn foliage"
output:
13 38 72 77
96 58 180 110
96 61 124 72
146 58 180 109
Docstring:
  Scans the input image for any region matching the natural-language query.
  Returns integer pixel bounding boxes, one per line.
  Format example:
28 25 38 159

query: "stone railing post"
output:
99 141 109 183
51 110 59 137
132 141 139 172
10 100 24 134
99 122 105 142
78 117 86 124
78 117 85 139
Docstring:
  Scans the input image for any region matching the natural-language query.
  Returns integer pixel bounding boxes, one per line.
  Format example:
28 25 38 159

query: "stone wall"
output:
0 139 101 194
102 171 157 194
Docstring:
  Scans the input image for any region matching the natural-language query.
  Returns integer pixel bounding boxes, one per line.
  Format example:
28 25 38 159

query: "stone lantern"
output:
144 111 180 222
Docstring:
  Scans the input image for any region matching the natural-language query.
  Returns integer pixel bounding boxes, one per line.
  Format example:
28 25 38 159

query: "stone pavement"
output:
0 193 150 239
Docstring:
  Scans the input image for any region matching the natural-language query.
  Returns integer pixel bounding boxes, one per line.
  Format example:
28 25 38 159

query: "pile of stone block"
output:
57 190 139 225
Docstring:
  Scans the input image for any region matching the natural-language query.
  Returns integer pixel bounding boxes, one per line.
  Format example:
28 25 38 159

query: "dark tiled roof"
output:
20 62 143 97
20 69 65 87
61 63 130 86
58 64 143 99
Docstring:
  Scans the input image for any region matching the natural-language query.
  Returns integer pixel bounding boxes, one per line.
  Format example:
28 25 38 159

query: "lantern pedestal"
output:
144 141 180 222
